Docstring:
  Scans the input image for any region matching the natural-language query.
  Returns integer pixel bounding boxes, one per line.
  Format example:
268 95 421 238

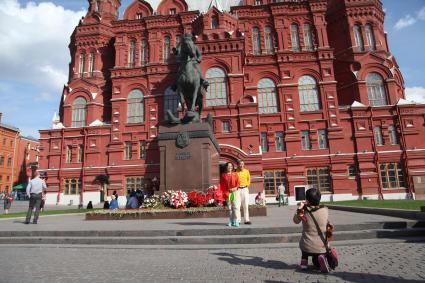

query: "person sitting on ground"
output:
109 195 119 210
136 189 144 206
293 188 332 273
103 198 110 209
126 192 139 209
86 201 93 209
255 191 266 206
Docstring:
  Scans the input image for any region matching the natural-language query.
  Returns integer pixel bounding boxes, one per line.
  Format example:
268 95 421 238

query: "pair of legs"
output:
4 203 11 214
278 194 286 207
301 251 320 269
300 250 330 273
238 187 250 224
25 193 42 224
228 190 241 227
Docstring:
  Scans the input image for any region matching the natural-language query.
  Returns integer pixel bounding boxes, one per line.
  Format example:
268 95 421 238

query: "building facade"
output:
39 0 425 206
0 113 40 193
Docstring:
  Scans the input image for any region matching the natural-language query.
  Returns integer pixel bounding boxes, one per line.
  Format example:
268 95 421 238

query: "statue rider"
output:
171 33 209 92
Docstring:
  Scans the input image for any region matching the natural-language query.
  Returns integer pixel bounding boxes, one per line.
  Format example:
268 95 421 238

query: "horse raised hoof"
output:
166 110 181 124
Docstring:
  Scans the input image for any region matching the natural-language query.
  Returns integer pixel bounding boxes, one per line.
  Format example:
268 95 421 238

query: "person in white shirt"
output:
25 172 47 224
278 184 287 207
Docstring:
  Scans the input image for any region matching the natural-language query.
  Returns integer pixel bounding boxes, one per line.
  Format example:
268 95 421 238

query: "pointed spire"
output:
52 112 59 123
52 112 65 129
209 0 224 12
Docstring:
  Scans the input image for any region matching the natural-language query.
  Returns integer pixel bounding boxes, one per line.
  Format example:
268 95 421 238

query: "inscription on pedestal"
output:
176 152 191 160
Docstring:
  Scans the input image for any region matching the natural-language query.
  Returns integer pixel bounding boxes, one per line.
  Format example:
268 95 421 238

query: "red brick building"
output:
39 0 425 206
0 113 40 194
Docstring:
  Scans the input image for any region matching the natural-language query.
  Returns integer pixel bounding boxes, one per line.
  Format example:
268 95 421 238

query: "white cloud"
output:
394 15 417 30
418 7 425 20
394 6 425 30
405 87 425 104
0 0 85 101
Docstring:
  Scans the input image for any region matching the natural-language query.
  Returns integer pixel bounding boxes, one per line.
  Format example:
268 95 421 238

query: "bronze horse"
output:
167 34 206 124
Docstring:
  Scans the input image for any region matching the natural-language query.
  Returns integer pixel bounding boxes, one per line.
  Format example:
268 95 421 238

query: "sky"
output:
0 0 424 138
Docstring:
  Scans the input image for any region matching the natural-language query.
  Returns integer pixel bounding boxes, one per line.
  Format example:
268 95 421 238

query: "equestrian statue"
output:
167 33 209 124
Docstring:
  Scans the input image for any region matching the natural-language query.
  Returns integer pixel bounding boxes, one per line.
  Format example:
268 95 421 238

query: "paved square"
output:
0 241 423 282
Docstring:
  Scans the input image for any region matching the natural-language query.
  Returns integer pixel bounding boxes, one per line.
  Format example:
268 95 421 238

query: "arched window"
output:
388 125 398 145
298 75 320 112
303 23 313 51
291 24 300 52
127 89 144 123
264 27 274 54
367 73 388 106
365 24 376 51
176 35 181 47
354 24 364 51
96 0 101 12
164 87 179 119
72 97 87 127
79 53 85 78
206 67 228 107
129 40 136 67
141 40 148 65
211 16 219 29
88 52 95 77
258 78 279 114
252 27 261 55
163 36 171 63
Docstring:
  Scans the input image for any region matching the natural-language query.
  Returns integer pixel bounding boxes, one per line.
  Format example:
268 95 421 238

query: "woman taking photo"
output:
219 162 240 227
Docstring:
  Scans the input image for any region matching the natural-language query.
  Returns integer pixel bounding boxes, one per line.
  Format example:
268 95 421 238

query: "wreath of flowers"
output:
160 190 174 207
142 196 161 208
169 190 188 208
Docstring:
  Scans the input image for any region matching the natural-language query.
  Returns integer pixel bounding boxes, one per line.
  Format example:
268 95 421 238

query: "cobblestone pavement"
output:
0 241 423 283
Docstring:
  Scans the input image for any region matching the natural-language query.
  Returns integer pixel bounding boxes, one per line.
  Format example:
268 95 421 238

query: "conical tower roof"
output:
208 0 224 11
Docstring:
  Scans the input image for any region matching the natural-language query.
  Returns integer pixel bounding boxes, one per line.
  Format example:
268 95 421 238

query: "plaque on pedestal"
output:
157 123 220 192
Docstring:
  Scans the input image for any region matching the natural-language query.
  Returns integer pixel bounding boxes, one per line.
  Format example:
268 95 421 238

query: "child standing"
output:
293 188 331 273
3 192 13 214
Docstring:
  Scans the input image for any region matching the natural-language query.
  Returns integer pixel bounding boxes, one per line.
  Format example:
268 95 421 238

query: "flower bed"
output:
85 205 267 221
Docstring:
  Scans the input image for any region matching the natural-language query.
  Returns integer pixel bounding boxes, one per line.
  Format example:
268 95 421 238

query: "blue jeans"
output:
278 195 286 207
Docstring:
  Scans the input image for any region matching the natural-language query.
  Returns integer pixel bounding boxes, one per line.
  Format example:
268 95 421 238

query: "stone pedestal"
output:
157 123 220 192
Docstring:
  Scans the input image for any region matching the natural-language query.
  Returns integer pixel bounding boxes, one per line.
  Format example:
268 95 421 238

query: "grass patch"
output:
325 200 425 211
0 208 102 219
